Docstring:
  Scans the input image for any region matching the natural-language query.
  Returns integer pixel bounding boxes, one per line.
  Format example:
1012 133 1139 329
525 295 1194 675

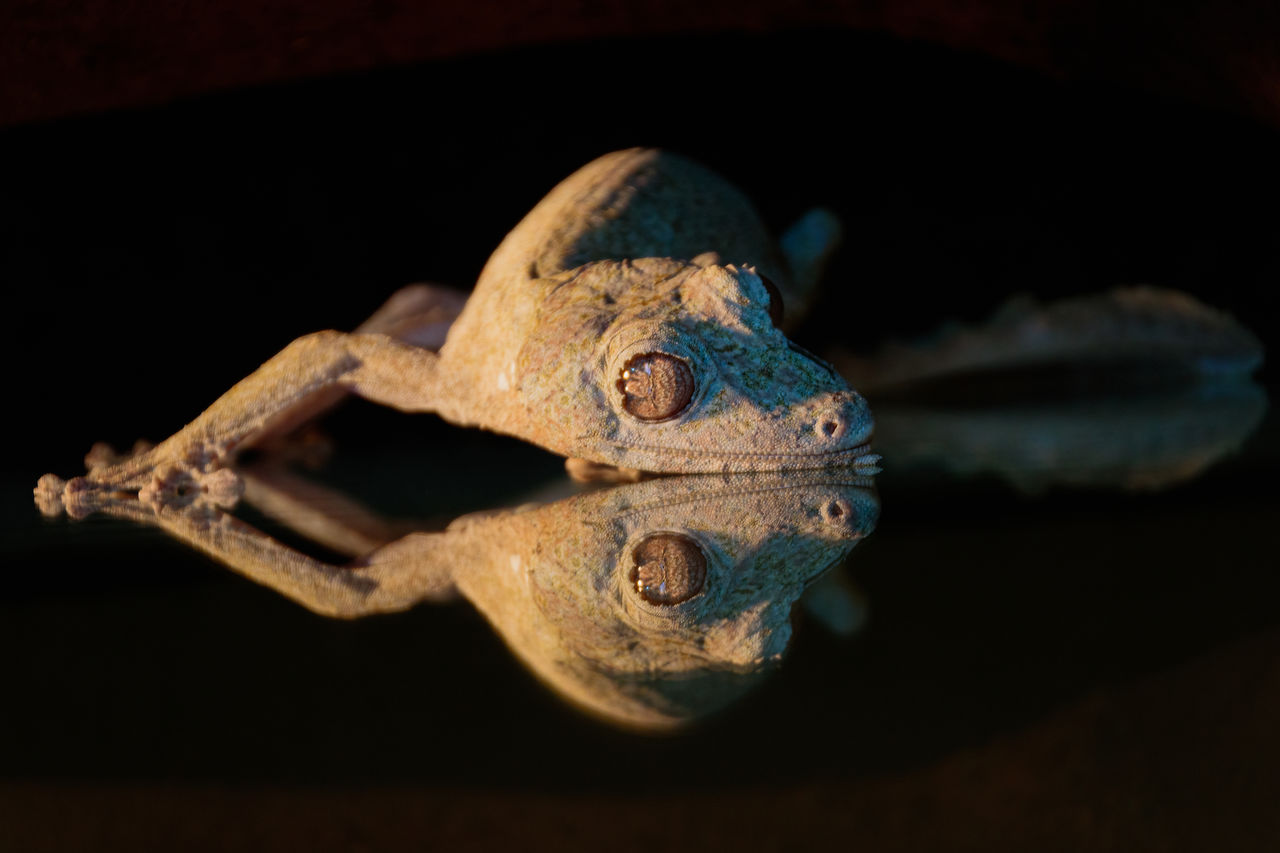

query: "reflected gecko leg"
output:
78 491 456 616
237 462 404 558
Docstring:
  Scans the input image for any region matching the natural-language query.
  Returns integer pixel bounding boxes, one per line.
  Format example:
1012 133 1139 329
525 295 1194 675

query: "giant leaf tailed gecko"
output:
37 149 877 516
60 465 877 730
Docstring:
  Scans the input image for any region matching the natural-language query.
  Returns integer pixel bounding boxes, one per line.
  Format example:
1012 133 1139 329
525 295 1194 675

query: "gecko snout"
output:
809 391 873 447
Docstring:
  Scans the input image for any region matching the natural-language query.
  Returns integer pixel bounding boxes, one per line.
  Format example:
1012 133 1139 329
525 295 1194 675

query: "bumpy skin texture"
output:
463 257 872 473
433 148 873 472
55 466 878 730
416 470 878 729
36 148 874 516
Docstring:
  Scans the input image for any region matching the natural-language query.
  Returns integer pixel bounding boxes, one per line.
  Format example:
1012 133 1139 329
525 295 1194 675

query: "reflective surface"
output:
8 384 1279 848
30 464 877 730
6 28 1280 853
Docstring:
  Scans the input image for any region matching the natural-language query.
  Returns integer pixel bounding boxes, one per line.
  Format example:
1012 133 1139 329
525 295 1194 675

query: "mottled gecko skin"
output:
57 465 878 730
432 148 874 472
361 469 878 729
37 149 875 517
443 256 872 473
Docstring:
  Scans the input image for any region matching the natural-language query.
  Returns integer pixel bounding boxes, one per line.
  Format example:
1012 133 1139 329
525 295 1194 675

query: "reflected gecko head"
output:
513 259 876 473
464 471 879 731
66 452 878 733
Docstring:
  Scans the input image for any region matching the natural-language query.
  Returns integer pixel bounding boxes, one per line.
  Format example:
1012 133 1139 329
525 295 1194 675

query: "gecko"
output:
56 459 878 730
36 148 877 517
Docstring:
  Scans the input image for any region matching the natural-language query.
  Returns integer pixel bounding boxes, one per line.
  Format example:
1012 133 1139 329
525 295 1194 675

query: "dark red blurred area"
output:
4 0 1280 129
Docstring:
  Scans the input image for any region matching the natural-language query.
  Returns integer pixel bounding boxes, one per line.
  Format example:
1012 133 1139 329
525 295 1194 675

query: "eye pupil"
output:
630 533 707 606
618 353 694 421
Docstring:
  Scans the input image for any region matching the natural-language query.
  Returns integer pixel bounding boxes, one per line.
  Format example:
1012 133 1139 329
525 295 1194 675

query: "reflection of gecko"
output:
37 149 876 516
56 464 877 730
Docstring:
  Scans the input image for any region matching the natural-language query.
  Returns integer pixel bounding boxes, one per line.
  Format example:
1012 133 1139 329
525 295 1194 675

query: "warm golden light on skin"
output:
37 148 877 522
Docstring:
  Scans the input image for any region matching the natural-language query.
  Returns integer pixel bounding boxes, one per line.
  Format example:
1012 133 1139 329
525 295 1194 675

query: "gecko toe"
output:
33 473 68 517
34 473 113 519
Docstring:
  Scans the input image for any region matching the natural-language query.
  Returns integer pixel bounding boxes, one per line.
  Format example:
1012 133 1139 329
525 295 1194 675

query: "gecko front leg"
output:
37 331 450 519
234 282 469 458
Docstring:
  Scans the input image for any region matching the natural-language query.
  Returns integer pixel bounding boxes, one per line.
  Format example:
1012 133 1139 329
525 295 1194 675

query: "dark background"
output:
3 3 1280 851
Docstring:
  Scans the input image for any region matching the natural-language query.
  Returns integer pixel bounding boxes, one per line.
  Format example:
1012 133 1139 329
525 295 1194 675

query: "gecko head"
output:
477 471 879 730
517 259 876 473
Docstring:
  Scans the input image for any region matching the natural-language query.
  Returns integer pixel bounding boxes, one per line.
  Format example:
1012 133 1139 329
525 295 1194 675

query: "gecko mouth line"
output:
613 440 878 464
611 478 878 519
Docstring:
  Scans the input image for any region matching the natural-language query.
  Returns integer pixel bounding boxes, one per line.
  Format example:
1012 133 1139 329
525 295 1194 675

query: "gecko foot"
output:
34 473 69 518
137 465 244 513
84 439 155 471
34 473 119 520
35 444 245 520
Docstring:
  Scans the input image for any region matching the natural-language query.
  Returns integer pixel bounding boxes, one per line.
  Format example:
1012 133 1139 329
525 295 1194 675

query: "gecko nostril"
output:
816 416 845 439
820 497 853 525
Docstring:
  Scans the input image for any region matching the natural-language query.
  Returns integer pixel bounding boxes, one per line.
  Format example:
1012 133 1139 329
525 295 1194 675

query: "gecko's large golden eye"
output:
618 353 694 421
630 533 707 606
759 274 785 327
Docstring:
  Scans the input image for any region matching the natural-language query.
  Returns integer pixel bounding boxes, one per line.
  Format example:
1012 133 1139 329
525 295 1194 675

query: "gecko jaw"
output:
607 439 879 473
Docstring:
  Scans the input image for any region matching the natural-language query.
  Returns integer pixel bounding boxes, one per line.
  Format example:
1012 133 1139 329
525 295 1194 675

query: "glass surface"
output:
4 30 1278 852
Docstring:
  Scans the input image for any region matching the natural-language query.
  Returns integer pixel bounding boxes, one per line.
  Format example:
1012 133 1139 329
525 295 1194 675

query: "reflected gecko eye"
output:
617 353 694 421
758 274 784 327
630 533 707 606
